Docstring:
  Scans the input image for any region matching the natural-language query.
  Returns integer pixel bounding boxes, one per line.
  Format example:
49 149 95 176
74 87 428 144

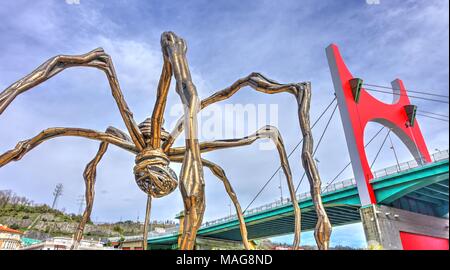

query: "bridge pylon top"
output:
326 44 431 206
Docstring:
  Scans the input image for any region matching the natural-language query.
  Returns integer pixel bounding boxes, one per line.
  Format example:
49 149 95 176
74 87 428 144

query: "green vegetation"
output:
0 189 176 241
113 225 124 235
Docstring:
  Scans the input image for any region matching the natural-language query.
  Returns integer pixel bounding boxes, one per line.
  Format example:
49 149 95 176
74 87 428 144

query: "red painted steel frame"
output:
326 44 431 205
400 231 449 250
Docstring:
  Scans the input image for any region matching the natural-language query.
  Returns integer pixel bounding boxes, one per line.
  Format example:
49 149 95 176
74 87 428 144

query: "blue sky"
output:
0 0 448 248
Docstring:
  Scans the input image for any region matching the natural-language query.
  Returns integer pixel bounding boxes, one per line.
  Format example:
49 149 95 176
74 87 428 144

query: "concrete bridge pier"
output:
175 211 253 250
194 237 247 250
360 204 449 250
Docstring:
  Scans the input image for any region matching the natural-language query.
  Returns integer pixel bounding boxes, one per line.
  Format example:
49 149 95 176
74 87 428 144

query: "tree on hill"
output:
0 190 33 209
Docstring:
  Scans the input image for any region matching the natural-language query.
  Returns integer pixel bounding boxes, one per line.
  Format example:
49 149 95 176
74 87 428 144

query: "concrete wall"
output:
360 204 449 250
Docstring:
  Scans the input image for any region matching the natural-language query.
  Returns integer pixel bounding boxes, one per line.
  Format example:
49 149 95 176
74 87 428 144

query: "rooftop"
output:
0 225 24 235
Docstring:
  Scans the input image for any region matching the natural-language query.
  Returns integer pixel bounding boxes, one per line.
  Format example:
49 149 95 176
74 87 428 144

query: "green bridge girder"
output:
148 159 449 248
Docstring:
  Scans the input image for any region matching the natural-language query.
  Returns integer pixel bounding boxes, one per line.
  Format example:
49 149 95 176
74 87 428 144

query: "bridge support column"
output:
175 211 185 249
360 204 449 250
195 237 247 250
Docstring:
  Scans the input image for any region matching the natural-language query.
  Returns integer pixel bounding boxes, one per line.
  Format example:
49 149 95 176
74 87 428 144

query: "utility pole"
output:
51 183 63 209
278 170 283 202
77 194 85 216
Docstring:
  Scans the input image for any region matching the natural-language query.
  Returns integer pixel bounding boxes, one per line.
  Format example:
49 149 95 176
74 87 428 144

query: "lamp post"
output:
278 170 283 202
314 158 321 172
388 132 401 171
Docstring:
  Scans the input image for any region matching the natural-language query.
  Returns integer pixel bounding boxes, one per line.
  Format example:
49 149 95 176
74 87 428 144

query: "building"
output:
0 224 24 250
109 235 144 250
108 228 173 250
21 237 42 247
21 236 114 250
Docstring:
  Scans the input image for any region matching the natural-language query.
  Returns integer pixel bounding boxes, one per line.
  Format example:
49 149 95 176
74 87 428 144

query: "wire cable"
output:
417 113 449 122
294 103 339 193
321 126 386 192
362 83 449 98
242 97 337 214
364 87 449 104
370 129 391 169
417 110 449 119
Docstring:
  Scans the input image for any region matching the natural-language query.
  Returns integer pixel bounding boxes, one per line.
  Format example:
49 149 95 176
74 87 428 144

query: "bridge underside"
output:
388 179 449 217
148 159 449 248
201 205 361 241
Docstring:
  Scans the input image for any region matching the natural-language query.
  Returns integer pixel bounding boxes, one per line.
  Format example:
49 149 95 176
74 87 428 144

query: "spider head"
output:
133 148 178 198
161 31 187 57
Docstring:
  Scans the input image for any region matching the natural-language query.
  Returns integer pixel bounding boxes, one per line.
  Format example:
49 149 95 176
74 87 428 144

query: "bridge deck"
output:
148 151 449 247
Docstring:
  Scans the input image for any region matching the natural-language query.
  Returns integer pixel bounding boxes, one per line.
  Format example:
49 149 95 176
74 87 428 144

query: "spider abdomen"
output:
133 148 178 198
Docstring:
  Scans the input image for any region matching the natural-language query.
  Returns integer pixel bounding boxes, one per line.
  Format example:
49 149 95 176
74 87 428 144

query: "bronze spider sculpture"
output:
0 32 331 250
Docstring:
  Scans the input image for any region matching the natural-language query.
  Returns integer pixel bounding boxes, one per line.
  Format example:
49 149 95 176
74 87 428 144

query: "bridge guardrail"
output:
148 150 449 237
372 149 449 179
110 226 181 241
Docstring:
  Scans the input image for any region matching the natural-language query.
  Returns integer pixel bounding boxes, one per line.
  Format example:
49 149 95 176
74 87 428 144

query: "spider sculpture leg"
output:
0 48 146 150
199 159 250 248
164 73 331 250
0 48 157 247
297 84 332 250
169 156 251 250
70 127 133 250
161 32 205 250
71 141 108 250
162 72 298 151
0 127 137 168
0 126 136 248
169 125 301 250
149 52 172 149
142 195 152 250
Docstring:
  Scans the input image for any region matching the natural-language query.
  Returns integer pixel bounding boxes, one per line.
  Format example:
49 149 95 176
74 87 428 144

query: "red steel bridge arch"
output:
326 44 431 206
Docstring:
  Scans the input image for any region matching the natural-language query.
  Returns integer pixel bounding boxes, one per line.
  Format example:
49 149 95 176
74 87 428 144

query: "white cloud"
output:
0 0 448 246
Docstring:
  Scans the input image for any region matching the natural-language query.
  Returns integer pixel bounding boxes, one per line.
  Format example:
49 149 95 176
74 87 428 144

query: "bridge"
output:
145 44 449 250
147 150 449 249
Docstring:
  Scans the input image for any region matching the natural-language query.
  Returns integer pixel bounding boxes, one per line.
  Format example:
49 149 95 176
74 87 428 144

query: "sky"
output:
0 0 448 248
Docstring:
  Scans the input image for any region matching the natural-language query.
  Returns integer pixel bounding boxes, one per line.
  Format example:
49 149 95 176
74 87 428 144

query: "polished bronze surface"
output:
142 195 152 251
169 125 301 250
0 32 331 250
164 73 332 249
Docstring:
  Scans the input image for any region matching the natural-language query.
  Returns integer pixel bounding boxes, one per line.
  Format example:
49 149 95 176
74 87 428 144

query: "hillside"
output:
0 191 176 241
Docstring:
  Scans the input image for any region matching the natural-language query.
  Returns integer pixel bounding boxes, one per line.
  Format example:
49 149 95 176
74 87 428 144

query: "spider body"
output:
0 32 332 250
134 119 178 198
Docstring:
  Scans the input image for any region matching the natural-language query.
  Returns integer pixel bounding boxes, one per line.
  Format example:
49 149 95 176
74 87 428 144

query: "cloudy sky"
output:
0 0 448 248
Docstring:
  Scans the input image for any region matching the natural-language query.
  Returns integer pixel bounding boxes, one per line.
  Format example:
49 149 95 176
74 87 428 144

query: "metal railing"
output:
198 149 449 229
148 150 449 237
372 149 449 178
110 226 180 241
